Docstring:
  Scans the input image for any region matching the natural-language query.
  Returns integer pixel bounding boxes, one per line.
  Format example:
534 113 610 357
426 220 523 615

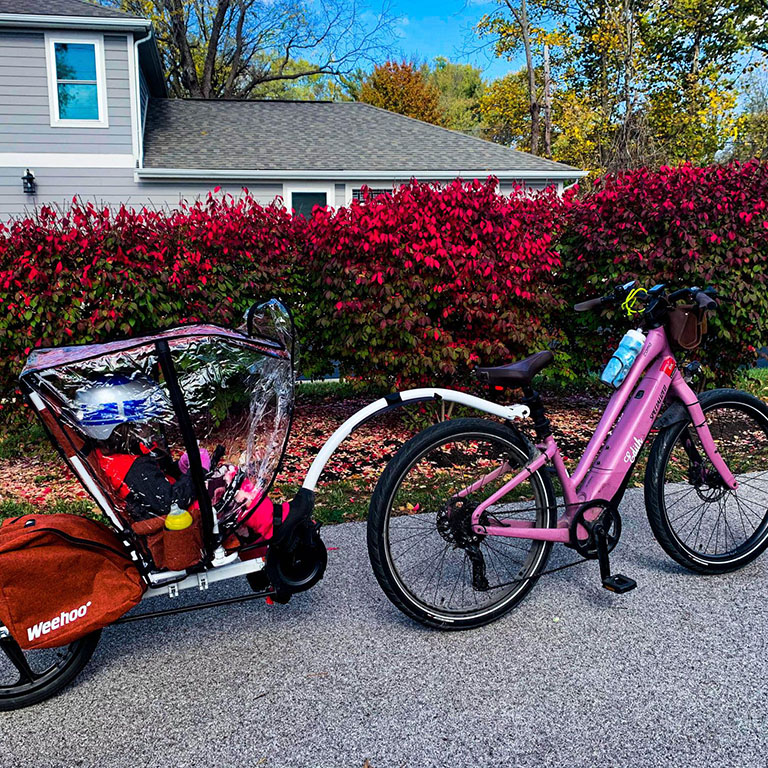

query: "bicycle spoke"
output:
0 637 39 686
658 400 768 564
377 425 553 622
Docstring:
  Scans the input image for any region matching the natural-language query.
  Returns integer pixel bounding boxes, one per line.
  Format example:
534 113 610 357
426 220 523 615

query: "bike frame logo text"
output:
623 436 643 464
27 601 92 642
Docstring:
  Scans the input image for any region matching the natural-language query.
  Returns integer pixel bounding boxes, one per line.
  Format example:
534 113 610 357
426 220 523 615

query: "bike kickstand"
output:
593 523 637 595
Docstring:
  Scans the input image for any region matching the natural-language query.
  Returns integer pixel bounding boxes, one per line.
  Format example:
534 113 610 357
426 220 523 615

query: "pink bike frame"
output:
469 326 738 543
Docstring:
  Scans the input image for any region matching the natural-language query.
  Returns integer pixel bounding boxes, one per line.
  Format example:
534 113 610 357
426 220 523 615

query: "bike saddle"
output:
476 350 555 387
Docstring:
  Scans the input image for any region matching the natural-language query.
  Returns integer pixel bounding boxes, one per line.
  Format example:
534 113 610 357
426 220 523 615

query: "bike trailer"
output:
0 514 145 649
18 301 296 575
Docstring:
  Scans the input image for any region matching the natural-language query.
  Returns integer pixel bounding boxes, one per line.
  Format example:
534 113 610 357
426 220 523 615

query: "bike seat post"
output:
521 386 552 441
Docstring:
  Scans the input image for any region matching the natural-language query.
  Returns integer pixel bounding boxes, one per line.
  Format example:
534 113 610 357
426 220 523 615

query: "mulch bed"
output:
0 393 606 511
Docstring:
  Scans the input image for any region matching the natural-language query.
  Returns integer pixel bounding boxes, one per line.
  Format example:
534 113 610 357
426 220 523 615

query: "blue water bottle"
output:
600 329 646 387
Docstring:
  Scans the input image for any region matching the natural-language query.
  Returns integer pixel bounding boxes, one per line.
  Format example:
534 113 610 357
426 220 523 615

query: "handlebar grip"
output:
694 291 717 311
574 297 605 312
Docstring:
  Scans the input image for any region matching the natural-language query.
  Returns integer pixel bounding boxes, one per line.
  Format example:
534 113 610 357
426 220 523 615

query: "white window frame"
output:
45 32 109 128
282 182 336 213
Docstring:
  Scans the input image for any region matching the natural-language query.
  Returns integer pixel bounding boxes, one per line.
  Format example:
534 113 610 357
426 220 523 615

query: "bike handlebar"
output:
573 296 606 312
574 284 719 315
694 291 718 311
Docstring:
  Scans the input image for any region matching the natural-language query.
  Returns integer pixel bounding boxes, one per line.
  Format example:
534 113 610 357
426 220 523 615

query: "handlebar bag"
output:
667 305 707 350
0 514 146 649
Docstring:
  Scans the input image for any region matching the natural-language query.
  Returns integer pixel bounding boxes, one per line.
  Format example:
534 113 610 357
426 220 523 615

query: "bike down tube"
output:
570 328 668 490
300 388 530 492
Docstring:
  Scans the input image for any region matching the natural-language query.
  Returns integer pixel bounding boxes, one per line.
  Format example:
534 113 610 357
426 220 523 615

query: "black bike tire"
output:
0 630 101 711
367 418 556 630
645 388 768 574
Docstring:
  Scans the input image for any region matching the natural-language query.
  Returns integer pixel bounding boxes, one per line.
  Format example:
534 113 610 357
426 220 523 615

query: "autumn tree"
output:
476 0 768 170
422 57 486 135
730 67 768 161
480 70 531 149
358 61 445 124
477 0 546 154
111 0 395 99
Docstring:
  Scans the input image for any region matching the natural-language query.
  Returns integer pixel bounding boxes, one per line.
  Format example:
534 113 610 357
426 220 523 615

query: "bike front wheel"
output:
0 630 101 711
367 418 556 630
645 388 768 574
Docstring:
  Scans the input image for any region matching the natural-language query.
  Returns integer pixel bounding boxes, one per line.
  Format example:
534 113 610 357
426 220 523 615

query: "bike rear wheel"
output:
645 389 768 573
0 630 100 710
367 418 556 630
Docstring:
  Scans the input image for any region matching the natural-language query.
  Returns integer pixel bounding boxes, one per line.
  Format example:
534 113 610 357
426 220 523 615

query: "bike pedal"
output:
602 574 637 594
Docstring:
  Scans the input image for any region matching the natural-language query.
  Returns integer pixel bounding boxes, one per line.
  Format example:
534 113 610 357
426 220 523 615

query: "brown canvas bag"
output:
0 514 145 649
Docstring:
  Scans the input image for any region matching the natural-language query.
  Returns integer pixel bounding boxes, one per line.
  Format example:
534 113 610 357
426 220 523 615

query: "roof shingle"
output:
0 0 138 19
143 99 581 175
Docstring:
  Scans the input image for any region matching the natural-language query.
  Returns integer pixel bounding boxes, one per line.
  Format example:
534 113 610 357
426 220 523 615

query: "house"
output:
0 0 586 221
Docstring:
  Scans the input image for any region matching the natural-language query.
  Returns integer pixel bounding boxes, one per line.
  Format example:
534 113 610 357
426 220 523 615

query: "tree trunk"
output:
519 0 540 155
201 0 232 99
620 0 634 166
162 0 203 98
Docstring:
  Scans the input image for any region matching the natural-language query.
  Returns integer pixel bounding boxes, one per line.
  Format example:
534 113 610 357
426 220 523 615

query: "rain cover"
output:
20 301 295 572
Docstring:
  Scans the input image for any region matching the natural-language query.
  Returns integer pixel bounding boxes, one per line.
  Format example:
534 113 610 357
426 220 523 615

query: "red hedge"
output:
559 160 768 381
0 195 298 395
300 178 565 388
1 164 767 399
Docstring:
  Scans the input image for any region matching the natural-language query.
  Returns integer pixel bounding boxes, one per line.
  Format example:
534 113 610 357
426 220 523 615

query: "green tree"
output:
731 67 768 161
249 57 345 100
359 61 445 124
422 57 486 135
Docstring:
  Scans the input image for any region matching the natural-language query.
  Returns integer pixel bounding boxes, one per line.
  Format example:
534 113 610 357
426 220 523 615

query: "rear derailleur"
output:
437 497 490 592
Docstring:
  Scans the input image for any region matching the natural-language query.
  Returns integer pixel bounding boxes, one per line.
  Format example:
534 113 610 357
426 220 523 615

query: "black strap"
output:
273 501 283 537
155 340 215 561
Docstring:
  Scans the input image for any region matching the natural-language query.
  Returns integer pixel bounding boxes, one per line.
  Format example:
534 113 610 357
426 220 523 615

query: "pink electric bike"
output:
367 283 768 629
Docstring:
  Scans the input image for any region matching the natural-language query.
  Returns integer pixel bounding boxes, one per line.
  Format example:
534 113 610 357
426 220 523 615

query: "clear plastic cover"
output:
20 303 295 572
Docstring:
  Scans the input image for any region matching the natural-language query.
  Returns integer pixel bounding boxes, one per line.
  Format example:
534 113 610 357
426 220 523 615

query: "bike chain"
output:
484 556 589 591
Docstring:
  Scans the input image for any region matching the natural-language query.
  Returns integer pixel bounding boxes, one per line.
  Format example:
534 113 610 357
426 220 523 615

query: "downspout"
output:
133 27 154 170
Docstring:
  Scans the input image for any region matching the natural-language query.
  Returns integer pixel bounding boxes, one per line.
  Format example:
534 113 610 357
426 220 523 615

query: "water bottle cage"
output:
606 354 625 387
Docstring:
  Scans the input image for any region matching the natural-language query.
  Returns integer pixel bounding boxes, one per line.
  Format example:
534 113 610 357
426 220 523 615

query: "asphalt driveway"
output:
2 486 767 768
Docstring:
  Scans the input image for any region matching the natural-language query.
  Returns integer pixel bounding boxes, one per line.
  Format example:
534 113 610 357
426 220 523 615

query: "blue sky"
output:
383 0 519 81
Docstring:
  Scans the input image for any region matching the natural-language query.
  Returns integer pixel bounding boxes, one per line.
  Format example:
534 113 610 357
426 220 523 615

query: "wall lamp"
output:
21 169 36 195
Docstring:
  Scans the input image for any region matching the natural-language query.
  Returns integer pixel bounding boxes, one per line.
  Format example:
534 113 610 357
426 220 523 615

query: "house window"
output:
352 188 391 202
292 191 327 217
45 35 108 127
284 184 334 218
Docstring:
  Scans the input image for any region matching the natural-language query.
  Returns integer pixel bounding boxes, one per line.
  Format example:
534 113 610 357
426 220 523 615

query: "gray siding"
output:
139 68 149 131
0 166 281 220
0 30 133 154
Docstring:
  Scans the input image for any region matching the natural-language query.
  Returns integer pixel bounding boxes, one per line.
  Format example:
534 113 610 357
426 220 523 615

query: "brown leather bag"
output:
0 514 146 649
667 305 707 350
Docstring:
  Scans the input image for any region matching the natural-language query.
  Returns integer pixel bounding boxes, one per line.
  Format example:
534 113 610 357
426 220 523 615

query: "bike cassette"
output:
437 498 489 591
569 501 622 560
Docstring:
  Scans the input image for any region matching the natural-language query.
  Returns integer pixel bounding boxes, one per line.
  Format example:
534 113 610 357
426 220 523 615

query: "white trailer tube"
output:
301 388 529 492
